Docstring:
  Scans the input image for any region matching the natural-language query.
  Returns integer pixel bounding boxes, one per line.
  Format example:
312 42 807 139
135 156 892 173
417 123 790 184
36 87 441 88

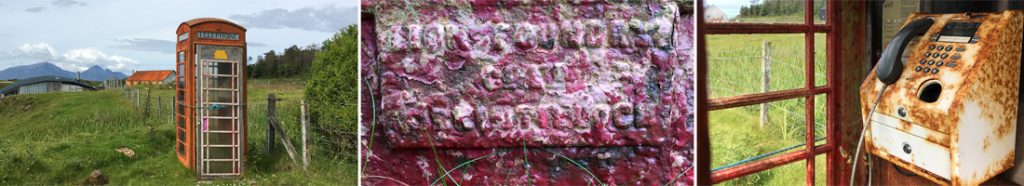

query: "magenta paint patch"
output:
361 0 694 185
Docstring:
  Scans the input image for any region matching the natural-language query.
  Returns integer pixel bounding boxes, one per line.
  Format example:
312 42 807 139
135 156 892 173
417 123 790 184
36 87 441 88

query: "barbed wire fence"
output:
249 94 357 170
116 85 356 170
706 41 828 140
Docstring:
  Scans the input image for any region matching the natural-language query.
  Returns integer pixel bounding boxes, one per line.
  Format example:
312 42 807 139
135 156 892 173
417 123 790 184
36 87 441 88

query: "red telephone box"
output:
175 17 247 179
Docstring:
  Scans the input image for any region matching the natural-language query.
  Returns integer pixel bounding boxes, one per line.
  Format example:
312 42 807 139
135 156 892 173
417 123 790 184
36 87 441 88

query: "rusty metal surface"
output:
860 10 1024 185
361 0 693 185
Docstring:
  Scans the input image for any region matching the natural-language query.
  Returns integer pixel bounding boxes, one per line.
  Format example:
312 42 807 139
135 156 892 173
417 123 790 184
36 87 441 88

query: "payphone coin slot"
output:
918 80 942 103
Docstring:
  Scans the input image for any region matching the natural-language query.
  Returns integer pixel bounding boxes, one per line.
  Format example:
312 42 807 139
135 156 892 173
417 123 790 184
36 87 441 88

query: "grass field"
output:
707 33 829 185
0 78 356 185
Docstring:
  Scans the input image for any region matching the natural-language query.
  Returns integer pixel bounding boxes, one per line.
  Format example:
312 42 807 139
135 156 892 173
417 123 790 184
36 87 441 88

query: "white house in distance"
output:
705 4 728 22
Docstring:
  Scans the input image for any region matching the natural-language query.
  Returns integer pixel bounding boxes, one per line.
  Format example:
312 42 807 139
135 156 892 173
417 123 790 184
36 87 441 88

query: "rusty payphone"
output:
859 11 1023 185
175 18 248 179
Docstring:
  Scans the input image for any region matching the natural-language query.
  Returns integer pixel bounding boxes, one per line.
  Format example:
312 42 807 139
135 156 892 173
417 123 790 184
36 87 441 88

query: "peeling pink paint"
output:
361 0 694 185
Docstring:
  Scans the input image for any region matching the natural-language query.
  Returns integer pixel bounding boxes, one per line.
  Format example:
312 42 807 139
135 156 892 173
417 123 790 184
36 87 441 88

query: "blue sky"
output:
0 0 358 73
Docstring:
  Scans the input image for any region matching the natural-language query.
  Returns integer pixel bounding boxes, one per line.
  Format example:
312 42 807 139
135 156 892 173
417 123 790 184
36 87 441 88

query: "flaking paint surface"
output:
360 0 693 185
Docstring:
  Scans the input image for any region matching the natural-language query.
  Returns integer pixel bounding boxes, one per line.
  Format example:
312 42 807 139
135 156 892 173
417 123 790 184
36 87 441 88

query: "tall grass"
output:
0 78 356 185
706 33 829 185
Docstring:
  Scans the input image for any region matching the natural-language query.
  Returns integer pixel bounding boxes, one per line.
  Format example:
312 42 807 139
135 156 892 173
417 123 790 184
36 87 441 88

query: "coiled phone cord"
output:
850 84 887 186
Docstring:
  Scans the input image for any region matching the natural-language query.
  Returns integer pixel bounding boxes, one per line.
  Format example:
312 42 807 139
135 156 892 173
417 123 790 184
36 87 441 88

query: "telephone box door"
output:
195 45 244 178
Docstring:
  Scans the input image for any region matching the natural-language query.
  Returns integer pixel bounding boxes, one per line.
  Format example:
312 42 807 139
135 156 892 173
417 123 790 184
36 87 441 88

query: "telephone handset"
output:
876 18 935 84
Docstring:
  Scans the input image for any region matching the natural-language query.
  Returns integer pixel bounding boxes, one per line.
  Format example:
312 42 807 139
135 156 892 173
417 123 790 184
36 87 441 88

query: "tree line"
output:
246 44 319 79
739 0 825 18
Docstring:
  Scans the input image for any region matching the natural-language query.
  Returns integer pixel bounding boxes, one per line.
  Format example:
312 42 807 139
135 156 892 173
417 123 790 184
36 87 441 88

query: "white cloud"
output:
0 43 137 72
16 43 58 59
61 48 138 71
52 0 86 7
230 5 358 32
25 7 45 12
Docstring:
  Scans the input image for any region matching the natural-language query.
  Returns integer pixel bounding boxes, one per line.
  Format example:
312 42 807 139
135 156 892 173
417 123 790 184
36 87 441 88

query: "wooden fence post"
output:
267 94 276 155
171 97 175 122
760 41 772 128
135 88 140 108
301 100 309 169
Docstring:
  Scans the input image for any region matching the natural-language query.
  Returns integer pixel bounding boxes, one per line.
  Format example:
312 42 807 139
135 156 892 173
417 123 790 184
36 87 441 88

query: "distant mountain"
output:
0 62 74 80
80 65 128 81
0 62 126 81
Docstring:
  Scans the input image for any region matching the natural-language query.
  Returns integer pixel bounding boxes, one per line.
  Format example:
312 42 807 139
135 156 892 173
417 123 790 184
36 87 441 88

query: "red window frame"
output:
695 0 842 185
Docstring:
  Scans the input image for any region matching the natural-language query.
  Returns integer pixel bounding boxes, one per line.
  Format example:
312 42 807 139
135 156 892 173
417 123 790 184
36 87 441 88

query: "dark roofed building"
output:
0 76 97 98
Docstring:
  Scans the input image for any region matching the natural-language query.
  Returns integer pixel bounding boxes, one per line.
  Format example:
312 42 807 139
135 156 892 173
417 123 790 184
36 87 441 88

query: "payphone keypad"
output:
914 44 966 74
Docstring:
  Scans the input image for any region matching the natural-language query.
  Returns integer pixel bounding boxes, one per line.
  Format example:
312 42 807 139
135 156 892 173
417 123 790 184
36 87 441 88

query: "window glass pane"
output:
207 105 236 117
815 33 827 87
208 90 234 103
179 51 185 62
206 77 235 89
208 161 234 174
707 34 806 98
177 116 185 128
703 0 805 23
716 157 805 185
177 142 186 155
814 153 827 186
205 62 233 75
814 93 827 142
711 97 808 170
813 0 826 24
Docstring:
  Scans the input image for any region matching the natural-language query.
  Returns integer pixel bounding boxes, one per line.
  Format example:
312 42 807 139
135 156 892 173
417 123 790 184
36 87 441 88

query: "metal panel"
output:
362 0 693 185
867 121 952 179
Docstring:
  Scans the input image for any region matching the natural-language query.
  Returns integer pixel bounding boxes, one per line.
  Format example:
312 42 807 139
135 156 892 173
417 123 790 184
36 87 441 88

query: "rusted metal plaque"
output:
372 0 685 149
361 0 693 185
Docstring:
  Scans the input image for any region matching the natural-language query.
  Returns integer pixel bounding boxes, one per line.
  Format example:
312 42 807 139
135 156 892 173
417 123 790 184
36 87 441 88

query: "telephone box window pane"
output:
179 51 185 63
207 161 234 174
717 156 806 185
207 118 235 131
208 90 234 103
208 146 235 159
177 116 185 128
710 97 808 172
814 33 827 87
813 153 827 186
207 106 236 117
707 34 807 98
206 77 234 89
